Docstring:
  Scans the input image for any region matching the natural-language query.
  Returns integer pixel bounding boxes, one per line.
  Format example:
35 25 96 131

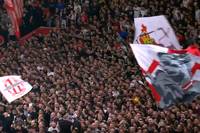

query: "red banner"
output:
12 0 23 25
4 0 23 38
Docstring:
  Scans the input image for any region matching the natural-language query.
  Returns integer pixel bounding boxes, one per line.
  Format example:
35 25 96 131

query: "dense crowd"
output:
0 0 200 133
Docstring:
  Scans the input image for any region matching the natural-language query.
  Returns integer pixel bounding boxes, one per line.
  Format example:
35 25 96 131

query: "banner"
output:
133 15 182 50
12 0 23 25
130 44 200 108
0 75 32 103
4 0 23 38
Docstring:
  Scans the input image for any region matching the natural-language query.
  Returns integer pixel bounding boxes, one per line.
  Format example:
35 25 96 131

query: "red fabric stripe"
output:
8 10 20 38
168 45 200 57
139 61 161 101
5 5 14 10
147 60 159 74
182 81 192 89
5 0 21 38
191 63 200 75
4 0 13 8
19 0 23 25
146 81 161 102
182 81 193 91
140 67 145 75
4 0 14 10
141 60 161 102
13 0 23 25
13 1 19 18
186 45 200 57
168 49 186 54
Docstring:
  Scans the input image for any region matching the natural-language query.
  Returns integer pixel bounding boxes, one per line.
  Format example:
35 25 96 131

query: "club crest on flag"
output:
4 77 26 96
0 76 32 103
138 24 157 44
134 15 182 50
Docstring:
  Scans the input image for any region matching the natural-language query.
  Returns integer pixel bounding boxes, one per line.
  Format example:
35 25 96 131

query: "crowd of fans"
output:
0 0 200 132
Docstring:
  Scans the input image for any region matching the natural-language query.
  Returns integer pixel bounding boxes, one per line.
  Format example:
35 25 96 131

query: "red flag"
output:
12 0 23 25
4 0 24 38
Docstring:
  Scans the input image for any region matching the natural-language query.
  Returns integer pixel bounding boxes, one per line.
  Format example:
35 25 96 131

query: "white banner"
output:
133 15 182 50
130 44 168 72
0 76 32 103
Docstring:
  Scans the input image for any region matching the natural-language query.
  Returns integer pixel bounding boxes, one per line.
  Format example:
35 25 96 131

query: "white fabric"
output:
48 127 59 132
133 15 182 50
130 44 168 72
130 44 200 81
0 75 32 103
47 72 55 76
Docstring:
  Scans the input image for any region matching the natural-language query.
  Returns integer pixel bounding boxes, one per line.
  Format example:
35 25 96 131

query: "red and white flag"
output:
0 75 32 103
130 44 200 108
133 15 182 50
4 0 24 38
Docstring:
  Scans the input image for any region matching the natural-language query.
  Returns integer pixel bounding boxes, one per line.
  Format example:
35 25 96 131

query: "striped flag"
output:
13 0 23 25
4 0 24 38
130 44 200 108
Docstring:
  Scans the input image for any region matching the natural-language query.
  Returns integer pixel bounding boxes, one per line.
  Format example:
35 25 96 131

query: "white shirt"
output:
195 9 200 22
48 127 59 132
74 4 81 14
140 9 148 17
134 7 141 18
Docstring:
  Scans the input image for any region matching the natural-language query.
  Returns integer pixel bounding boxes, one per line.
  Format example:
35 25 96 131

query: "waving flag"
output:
12 0 24 25
0 76 32 103
4 0 24 38
130 44 200 108
133 15 182 50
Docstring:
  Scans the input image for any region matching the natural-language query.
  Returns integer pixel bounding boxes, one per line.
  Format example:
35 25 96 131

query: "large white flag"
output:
130 44 200 108
133 15 182 50
0 75 32 103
